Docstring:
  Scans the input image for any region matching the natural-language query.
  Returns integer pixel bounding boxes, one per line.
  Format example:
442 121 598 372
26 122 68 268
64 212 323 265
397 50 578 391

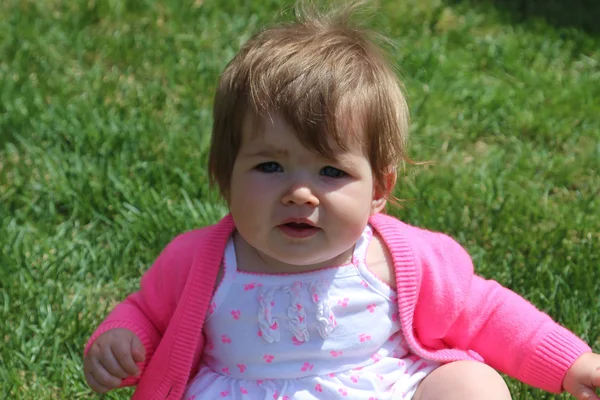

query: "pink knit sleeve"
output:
84 231 198 387
415 232 591 393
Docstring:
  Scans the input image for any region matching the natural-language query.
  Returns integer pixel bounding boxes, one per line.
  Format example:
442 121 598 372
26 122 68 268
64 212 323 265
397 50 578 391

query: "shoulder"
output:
159 214 235 263
132 215 234 322
366 232 396 288
369 213 471 264
369 213 477 332
141 214 235 287
368 212 474 283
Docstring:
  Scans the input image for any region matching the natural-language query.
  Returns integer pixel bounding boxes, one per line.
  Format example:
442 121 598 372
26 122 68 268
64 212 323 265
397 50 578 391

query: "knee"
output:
414 360 511 400
451 361 510 395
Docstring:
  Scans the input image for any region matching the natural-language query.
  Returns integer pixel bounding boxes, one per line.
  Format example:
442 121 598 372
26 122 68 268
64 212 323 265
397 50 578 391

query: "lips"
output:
281 218 317 227
278 219 320 238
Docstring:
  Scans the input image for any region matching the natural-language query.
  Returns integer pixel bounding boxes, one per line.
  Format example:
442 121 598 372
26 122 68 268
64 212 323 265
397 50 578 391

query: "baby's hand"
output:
563 352 600 400
83 328 146 393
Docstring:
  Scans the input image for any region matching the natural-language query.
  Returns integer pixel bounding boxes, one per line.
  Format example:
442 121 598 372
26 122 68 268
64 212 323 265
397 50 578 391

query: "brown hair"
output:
208 1 410 203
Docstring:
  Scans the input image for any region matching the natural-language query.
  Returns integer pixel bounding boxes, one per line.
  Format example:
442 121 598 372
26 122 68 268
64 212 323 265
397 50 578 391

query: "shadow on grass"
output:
0 120 19 151
445 0 600 35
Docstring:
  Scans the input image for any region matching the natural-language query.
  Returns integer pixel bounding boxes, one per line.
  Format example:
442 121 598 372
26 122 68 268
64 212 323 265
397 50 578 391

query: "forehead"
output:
240 111 366 156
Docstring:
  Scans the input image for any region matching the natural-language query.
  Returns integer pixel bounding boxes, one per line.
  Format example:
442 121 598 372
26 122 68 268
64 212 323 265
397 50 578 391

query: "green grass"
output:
1 0 598 398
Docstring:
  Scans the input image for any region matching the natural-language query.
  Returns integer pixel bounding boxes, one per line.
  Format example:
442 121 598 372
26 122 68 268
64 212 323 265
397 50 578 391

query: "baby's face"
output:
228 112 386 272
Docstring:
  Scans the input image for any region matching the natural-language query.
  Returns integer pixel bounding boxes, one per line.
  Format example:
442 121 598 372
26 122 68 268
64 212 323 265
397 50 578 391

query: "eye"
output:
320 166 346 178
255 162 283 173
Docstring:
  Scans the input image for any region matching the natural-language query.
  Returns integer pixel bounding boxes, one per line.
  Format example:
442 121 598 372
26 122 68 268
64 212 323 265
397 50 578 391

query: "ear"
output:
370 170 397 215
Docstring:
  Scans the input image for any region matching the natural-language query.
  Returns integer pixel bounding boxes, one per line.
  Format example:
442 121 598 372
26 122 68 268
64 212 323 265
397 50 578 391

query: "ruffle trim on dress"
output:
257 279 337 344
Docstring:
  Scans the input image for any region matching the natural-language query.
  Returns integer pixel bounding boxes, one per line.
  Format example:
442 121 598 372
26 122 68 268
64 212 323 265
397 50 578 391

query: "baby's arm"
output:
444 274 591 391
83 289 163 391
413 232 592 393
83 231 199 392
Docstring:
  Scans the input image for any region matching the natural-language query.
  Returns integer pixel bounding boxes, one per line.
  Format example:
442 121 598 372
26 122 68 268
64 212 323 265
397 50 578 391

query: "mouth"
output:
280 218 317 227
278 219 320 238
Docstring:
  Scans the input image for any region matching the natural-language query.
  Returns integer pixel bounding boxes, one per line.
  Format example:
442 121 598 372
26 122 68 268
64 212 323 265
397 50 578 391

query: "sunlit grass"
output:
1 0 598 398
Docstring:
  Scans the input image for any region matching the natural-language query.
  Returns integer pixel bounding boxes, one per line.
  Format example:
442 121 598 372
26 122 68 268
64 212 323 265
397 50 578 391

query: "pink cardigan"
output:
85 213 590 399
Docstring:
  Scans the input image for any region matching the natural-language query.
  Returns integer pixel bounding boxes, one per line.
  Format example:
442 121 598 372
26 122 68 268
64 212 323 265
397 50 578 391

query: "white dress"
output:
184 225 439 399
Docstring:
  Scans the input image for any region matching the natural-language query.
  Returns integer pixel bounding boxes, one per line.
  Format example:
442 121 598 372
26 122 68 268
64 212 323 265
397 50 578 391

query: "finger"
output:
111 339 140 377
84 353 111 392
91 358 123 389
98 344 130 379
592 366 600 387
130 334 146 363
574 386 600 400
85 370 111 394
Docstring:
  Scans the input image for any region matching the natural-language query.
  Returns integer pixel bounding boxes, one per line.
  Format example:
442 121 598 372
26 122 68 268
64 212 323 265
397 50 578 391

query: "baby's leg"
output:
412 360 511 400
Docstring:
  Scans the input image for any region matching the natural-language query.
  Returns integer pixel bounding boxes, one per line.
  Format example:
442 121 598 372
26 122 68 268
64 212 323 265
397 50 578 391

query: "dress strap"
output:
351 224 374 265
223 237 238 275
205 236 238 320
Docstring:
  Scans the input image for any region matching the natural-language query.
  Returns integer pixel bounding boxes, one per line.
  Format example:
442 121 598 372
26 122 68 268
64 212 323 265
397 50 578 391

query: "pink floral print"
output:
263 354 274 363
183 225 439 399
301 362 313 371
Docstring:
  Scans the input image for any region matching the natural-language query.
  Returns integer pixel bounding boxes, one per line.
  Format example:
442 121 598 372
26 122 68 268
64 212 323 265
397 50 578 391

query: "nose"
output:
281 183 320 207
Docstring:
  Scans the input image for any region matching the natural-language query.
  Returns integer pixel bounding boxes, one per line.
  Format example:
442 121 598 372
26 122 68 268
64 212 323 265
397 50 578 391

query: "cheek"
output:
229 175 274 222
232 174 275 203
332 179 374 204
325 189 373 220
